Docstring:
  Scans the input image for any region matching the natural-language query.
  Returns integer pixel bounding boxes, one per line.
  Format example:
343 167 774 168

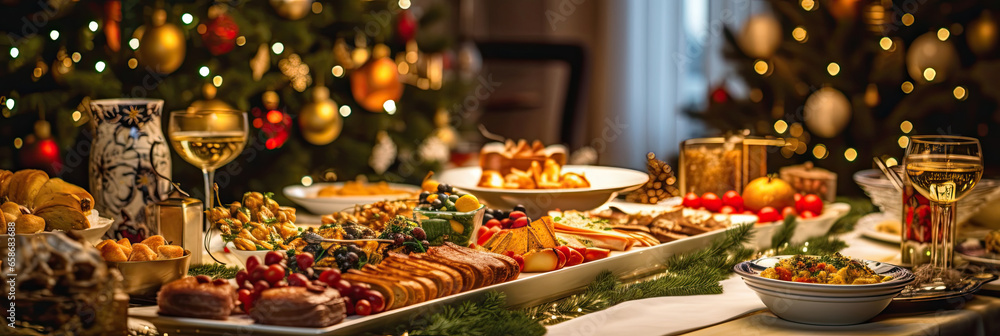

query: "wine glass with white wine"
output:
168 110 249 211
903 135 983 282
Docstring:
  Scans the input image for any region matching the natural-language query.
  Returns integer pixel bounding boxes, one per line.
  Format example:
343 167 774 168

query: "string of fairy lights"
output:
753 0 976 165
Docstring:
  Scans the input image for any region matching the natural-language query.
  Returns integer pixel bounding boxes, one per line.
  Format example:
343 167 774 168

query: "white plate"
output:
857 212 901 244
437 165 648 217
283 182 420 215
0 216 113 244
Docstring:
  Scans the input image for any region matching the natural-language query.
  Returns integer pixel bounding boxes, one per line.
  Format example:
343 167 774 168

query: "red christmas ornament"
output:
711 86 730 104
396 9 417 42
202 13 239 56
19 138 62 174
104 0 121 52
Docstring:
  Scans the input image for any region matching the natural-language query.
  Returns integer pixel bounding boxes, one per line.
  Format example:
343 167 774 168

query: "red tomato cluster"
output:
681 191 824 223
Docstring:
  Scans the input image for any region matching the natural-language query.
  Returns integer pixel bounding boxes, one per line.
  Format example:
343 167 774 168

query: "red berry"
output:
719 205 736 214
245 256 261 272
781 206 797 219
722 190 743 211
485 218 502 229
500 218 513 229
365 291 386 313
511 217 529 228
681 192 701 208
757 207 781 223
343 296 355 315
264 251 284 266
508 211 527 220
264 264 285 284
334 279 352 293
355 299 373 316
253 280 271 294
295 252 315 270
249 264 268 282
235 269 248 285
319 269 342 287
288 273 309 287
701 192 723 212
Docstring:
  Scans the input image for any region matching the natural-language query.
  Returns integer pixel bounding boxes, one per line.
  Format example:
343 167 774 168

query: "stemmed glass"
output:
903 135 983 280
168 110 249 211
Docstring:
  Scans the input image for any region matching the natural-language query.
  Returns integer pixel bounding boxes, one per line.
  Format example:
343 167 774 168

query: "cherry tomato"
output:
334 279 352 294
253 280 271 294
775 266 792 281
295 252 315 270
485 218 502 229
343 296 355 315
508 211 527 220
264 251 284 266
722 190 743 211
796 194 824 215
238 289 254 310
264 264 285 284
781 206 797 219
355 299 372 316
249 264 268 282
365 290 386 313
701 192 723 212
757 206 781 223
318 269 341 286
245 256 261 272
287 273 309 287
800 210 817 219
681 192 701 208
719 205 736 214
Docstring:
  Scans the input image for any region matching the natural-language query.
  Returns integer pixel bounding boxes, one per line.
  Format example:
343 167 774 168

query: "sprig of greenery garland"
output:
187 263 241 279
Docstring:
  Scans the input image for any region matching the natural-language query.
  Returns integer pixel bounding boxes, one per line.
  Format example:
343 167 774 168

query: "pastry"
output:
158 276 235 320
140 235 166 252
128 244 157 261
0 169 96 231
99 241 128 262
14 214 45 234
249 286 346 327
157 245 184 259
4 169 48 207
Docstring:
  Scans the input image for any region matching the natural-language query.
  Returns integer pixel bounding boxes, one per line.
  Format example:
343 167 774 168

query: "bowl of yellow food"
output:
734 253 914 325
97 235 191 297
283 181 419 215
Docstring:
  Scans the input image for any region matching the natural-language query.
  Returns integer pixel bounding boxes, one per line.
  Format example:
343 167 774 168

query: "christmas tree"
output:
690 0 1000 195
0 0 473 203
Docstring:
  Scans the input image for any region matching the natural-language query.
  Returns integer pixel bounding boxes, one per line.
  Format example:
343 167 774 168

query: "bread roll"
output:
157 245 184 259
34 204 89 230
140 235 166 252
6 169 48 208
0 169 12 198
13 214 44 234
99 242 128 262
33 178 94 214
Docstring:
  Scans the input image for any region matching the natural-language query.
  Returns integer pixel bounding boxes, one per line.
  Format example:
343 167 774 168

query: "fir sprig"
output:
770 216 798 250
778 236 849 256
406 291 546 336
187 264 241 279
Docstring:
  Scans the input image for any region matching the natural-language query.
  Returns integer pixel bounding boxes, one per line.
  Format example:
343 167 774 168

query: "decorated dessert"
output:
0 169 98 232
210 191 300 251
414 179 485 246
759 253 893 284
158 275 237 320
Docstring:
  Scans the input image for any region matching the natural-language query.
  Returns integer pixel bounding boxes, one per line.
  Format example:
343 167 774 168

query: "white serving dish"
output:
437 165 648 218
0 216 113 245
743 281 898 325
856 212 901 244
283 182 420 215
746 202 852 250
130 202 739 335
735 255 913 325
226 242 286 267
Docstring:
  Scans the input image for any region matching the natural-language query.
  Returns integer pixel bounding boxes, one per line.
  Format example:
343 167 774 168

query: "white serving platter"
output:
283 182 420 215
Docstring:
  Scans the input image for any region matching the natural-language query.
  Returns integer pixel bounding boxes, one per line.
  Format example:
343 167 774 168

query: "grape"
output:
296 252 315 270
346 252 359 264
513 204 527 213
484 214 493 221
437 184 449 193
264 251 284 266
430 199 442 208
235 270 248 284
411 227 426 240
418 191 430 202
448 194 459 202
394 235 405 245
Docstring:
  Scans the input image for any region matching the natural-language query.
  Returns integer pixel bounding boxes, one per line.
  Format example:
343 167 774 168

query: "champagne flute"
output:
168 110 249 211
903 135 983 281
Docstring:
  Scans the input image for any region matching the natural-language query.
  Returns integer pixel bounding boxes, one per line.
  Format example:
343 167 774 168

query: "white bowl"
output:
734 255 915 294
436 165 648 217
227 243 285 268
283 182 420 215
743 281 899 325
854 169 1000 224
749 203 851 250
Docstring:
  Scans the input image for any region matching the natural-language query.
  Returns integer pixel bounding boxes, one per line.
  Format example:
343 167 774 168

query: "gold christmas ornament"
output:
828 0 861 20
862 0 890 33
803 87 851 138
738 15 782 59
269 0 313 20
350 57 403 112
262 91 280 110
250 44 270 81
34 119 52 139
299 86 342 146
188 84 234 112
138 9 186 74
967 11 999 56
906 32 958 83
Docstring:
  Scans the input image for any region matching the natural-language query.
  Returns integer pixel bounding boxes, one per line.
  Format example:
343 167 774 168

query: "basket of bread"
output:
0 169 113 242
98 234 191 296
